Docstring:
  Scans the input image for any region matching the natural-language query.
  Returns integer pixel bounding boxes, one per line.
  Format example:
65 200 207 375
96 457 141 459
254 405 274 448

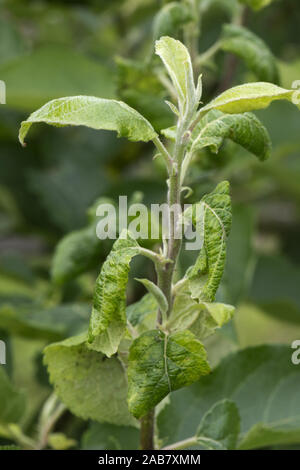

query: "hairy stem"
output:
140 409 155 450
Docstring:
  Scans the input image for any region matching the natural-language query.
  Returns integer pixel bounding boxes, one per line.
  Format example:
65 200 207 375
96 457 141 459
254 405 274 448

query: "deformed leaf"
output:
187 181 232 302
196 399 240 450
220 24 279 83
19 96 157 145
168 284 235 340
135 278 168 317
126 293 157 334
88 230 140 357
0 368 25 425
155 36 195 112
44 333 135 426
201 82 296 115
191 110 271 161
127 329 210 418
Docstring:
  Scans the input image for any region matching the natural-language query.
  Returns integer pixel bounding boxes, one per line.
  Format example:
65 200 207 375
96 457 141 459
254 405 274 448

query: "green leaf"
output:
81 422 139 450
135 278 168 317
44 333 135 426
191 110 271 161
153 2 193 40
88 230 140 357
0 368 25 425
201 82 296 115
196 399 240 450
186 181 232 302
168 284 235 340
238 0 274 11
51 224 101 284
0 45 115 111
220 24 279 83
155 36 195 112
127 329 210 418
157 345 300 449
19 96 157 146
126 293 157 334
0 303 90 340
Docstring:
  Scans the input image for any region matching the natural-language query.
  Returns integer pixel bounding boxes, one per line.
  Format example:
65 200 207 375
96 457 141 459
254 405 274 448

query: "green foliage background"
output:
0 0 300 450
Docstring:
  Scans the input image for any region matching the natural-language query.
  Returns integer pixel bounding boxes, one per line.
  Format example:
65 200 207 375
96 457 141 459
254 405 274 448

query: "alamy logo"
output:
0 80 6 104
291 340 300 365
0 340 6 365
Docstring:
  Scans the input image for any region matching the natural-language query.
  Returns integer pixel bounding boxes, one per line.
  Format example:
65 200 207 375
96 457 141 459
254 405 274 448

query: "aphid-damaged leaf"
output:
220 24 279 84
88 230 140 357
127 329 210 418
186 181 232 302
201 82 297 115
19 96 157 145
168 284 235 340
191 110 271 161
135 278 168 317
126 293 158 334
155 36 195 112
196 399 240 450
44 333 135 426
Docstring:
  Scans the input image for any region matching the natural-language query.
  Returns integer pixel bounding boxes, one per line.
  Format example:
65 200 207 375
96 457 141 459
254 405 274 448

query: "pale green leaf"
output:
157 345 300 449
127 329 210 418
187 181 232 302
44 333 135 426
48 433 76 450
155 36 195 112
239 0 274 11
201 82 296 115
135 278 168 316
19 96 157 146
51 224 101 284
0 368 25 425
196 399 240 450
153 2 192 40
168 284 235 339
88 230 140 357
220 24 279 83
191 110 271 161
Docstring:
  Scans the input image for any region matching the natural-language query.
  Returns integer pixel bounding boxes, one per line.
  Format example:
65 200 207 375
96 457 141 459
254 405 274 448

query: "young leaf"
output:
168 284 235 339
44 333 135 426
19 96 157 146
220 24 279 84
201 82 296 115
135 278 168 317
191 110 271 161
239 0 274 11
187 181 232 302
155 36 195 113
127 329 210 418
196 399 240 450
153 2 192 40
51 224 101 284
88 230 140 357
0 368 25 425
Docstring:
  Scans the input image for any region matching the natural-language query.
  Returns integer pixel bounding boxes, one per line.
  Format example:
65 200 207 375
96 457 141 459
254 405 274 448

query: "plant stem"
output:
140 409 155 450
